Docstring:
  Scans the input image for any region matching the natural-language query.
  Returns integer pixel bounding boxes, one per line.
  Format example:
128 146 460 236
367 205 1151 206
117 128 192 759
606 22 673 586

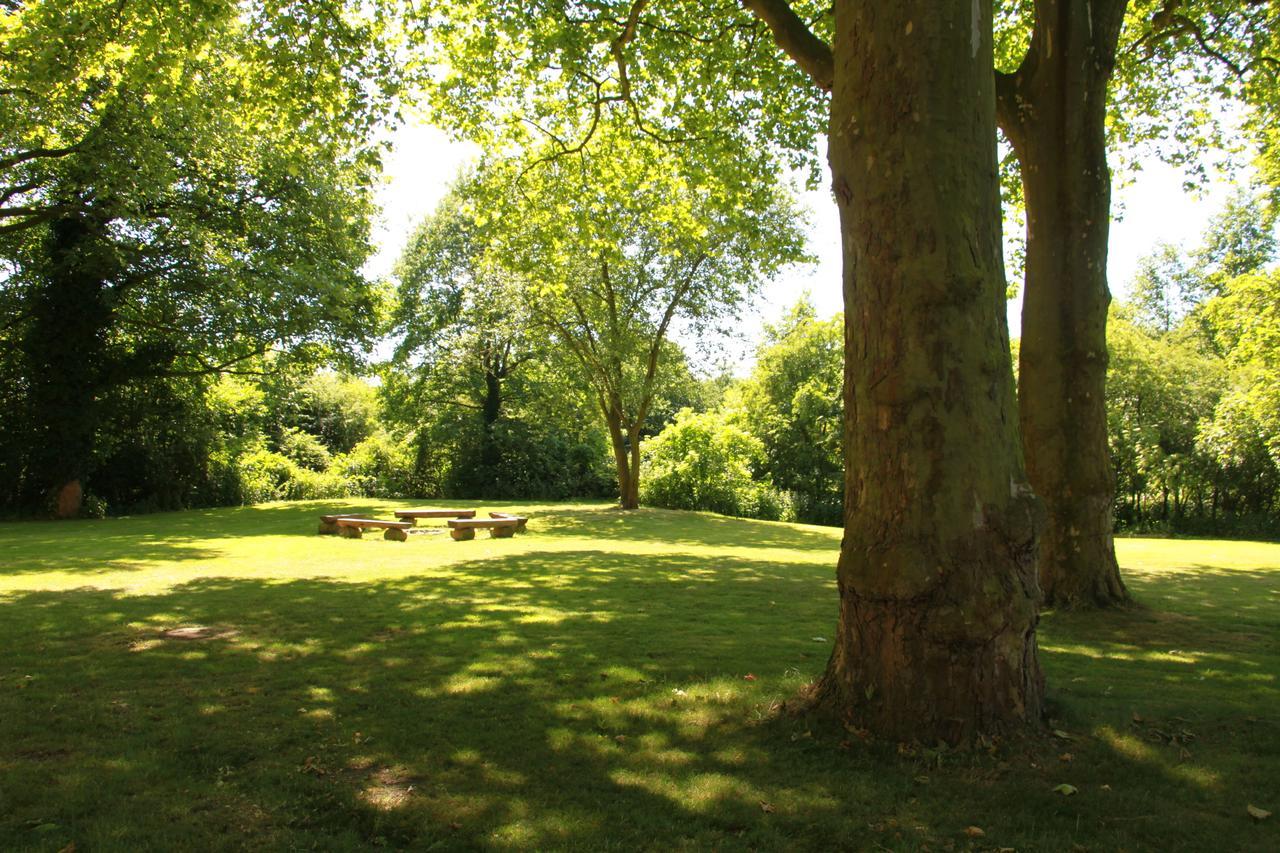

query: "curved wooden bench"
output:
446 517 526 541
489 512 528 532
393 508 477 525
335 517 414 542
317 513 361 535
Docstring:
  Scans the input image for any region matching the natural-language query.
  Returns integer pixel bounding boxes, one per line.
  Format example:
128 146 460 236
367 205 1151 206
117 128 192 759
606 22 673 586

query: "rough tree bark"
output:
751 0 1046 741
997 0 1131 609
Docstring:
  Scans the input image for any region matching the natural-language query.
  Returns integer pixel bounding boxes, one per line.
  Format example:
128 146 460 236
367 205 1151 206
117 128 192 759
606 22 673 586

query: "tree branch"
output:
740 0 833 92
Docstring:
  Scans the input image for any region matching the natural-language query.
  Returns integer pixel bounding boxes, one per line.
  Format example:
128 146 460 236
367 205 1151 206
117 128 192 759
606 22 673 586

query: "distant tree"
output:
1130 243 1200 334
389 178 614 499
480 129 807 510
1205 269 1280 471
738 298 843 525
1193 191 1278 294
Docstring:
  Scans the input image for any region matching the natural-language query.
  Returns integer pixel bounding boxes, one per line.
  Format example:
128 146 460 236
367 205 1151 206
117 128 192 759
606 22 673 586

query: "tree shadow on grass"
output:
0 501 497 576
531 506 843 553
3 546 1276 850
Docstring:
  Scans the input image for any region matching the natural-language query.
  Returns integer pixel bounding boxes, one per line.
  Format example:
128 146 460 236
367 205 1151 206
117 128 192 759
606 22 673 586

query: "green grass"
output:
0 501 1276 851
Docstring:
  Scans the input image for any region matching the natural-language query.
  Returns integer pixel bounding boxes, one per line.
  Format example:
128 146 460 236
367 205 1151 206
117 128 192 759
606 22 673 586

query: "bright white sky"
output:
366 121 1246 371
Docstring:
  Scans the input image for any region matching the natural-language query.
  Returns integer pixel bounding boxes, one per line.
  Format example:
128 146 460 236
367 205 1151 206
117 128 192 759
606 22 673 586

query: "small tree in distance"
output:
468 127 809 509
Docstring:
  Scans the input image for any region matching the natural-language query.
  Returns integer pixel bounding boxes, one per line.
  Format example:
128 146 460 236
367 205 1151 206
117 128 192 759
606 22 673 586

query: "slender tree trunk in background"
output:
21 215 113 518
626 427 642 509
997 0 1131 609
480 368 503 473
808 0 1045 742
604 407 638 510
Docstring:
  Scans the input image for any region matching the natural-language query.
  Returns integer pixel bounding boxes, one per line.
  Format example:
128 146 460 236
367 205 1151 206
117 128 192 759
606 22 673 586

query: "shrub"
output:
640 408 792 521
336 431 420 498
276 426 332 472
231 448 357 503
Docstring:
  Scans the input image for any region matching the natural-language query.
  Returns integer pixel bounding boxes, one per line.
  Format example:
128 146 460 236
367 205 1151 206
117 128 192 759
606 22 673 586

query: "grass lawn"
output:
1 501 1277 851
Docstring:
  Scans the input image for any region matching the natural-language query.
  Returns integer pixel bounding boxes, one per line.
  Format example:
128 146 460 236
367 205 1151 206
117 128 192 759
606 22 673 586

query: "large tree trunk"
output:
997 0 1131 609
809 0 1045 743
21 215 113 517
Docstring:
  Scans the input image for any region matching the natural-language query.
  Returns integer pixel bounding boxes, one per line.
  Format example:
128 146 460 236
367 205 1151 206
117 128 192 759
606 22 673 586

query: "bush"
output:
231 447 357 503
276 427 332 471
336 431 421 498
640 408 792 521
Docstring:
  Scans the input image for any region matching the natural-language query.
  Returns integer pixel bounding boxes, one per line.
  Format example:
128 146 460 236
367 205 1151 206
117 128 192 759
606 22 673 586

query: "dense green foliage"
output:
0 0 399 514
639 408 790 521
1108 192 1280 535
737 299 843 526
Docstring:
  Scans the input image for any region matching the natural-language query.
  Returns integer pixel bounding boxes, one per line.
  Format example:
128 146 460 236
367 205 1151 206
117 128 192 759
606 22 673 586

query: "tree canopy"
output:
0 0 400 512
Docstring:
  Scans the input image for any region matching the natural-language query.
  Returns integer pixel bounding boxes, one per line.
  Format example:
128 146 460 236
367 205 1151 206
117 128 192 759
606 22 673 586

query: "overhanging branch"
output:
740 0 833 92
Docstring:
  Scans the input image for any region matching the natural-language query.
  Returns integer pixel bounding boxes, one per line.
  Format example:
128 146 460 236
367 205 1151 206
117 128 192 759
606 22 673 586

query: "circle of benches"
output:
317 510 528 541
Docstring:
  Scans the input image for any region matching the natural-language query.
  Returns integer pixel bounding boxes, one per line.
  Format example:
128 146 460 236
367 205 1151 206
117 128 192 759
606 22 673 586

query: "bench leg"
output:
491 526 516 539
384 527 408 542
318 521 339 535
450 528 475 541
339 525 363 539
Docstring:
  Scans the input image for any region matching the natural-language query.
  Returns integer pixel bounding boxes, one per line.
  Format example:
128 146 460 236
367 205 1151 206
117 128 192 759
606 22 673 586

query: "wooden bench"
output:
393 508 477 525
489 512 528 532
446 516 527 541
318 513 361 535
334 517 415 542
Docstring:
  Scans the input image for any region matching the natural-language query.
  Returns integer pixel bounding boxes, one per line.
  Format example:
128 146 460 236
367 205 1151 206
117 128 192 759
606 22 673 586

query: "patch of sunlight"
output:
610 769 767 814
546 727 575 750
450 748 482 765
437 617 506 631
488 811 590 850
712 746 750 766
487 818 537 849
1198 668 1274 684
307 686 335 702
338 642 376 658
1098 727 1159 763
128 639 162 652
1147 650 1200 664
199 704 225 715
1097 725 1222 789
1042 642 1137 661
513 608 572 625
303 708 335 721
179 650 208 660
483 765 526 786
357 768 420 812
600 665 646 682
441 673 501 695
632 744 695 768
